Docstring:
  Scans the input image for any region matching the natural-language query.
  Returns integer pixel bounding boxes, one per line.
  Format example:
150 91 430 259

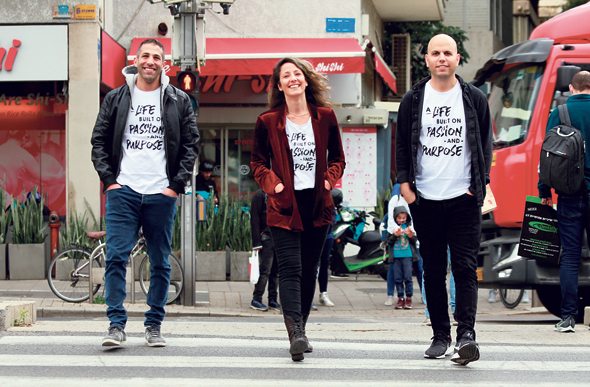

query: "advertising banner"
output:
341 127 377 207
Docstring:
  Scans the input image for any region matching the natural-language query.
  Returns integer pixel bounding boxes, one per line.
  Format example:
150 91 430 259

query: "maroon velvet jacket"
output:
251 104 346 231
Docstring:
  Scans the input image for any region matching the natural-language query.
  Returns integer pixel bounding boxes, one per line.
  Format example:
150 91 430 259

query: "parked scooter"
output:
329 189 388 280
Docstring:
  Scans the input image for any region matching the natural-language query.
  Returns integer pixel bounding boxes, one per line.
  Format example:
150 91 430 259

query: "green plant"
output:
375 180 394 219
10 187 47 244
0 177 12 244
226 198 252 251
93 295 106 304
59 199 103 249
14 308 30 326
195 194 230 251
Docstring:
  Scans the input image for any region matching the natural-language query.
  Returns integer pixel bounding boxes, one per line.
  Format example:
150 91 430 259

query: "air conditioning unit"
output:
391 34 411 96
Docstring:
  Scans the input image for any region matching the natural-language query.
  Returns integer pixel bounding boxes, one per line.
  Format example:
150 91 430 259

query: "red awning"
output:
374 51 397 94
128 37 365 76
204 38 365 75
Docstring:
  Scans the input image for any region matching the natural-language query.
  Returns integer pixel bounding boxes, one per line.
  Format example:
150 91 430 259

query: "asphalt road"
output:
1 316 589 386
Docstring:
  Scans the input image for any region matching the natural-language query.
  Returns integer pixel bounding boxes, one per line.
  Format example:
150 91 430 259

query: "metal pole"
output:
180 164 197 306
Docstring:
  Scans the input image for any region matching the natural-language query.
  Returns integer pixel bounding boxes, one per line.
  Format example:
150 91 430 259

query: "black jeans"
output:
252 235 279 303
409 193 481 340
270 189 329 321
318 237 334 293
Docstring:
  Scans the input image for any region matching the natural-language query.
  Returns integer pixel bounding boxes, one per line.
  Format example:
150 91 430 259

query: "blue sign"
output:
326 18 355 33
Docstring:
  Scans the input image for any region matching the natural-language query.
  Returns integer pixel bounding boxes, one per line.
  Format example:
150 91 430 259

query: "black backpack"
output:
539 104 586 195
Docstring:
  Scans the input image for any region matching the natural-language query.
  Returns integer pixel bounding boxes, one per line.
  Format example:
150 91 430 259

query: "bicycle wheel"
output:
139 253 184 305
47 247 102 303
499 288 524 309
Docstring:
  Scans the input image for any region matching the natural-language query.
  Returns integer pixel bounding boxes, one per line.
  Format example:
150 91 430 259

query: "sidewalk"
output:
0 274 549 320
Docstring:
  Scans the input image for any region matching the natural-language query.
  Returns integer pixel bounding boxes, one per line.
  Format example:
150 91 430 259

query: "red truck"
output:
473 4 590 321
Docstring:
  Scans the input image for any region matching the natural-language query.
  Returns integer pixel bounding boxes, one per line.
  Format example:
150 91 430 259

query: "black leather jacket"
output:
91 66 200 194
395 75 493 206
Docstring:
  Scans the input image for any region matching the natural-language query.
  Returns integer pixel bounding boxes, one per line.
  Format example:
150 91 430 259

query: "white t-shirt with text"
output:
117 86 169 194
285 117 316 190
416 81 471 200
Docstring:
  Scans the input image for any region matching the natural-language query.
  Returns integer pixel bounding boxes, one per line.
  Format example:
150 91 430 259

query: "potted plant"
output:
0 180 11 280
227 197 252 281
194 194 230 281
8 187 48 280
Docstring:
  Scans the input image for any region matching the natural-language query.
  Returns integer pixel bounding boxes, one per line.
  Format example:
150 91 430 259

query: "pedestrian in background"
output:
251 57 345 361
396 34 493 365
539 70 590 333
317 207 337 307
194 159 218 203
385 206 418 309
249 188 280 312
91 39 199 348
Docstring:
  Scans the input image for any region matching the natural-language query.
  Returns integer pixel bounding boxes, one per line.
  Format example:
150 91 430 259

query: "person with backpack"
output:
538 70 590 333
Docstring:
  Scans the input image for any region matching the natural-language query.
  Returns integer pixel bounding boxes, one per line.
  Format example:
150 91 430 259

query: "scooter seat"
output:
358 230 382 245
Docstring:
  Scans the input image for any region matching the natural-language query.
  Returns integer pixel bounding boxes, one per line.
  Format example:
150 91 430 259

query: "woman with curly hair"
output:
251 58 345 361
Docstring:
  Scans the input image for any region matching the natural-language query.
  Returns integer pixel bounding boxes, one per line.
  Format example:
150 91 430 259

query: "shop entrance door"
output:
197 127 259 201
226 128 259 201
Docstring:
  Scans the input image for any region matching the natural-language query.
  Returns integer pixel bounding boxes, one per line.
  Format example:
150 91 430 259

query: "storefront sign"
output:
0 25 68 81
53 5 73 19
341 127 377 207
75 5 96 20
0 92 68 131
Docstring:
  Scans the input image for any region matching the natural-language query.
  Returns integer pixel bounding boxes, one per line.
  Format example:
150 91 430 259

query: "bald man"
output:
396 34 492 365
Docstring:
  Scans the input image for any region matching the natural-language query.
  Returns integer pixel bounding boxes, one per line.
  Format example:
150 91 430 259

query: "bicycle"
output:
47 229 184 305
499 288 525 309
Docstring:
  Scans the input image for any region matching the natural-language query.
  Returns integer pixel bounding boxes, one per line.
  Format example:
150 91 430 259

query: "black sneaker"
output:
145 325 166 347
451 331 480 365
102 326 126 347
268 300 281 311
424 331 452 359
554 315 576 332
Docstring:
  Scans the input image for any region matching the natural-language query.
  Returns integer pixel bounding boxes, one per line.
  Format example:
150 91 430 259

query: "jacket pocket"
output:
268 192 293 216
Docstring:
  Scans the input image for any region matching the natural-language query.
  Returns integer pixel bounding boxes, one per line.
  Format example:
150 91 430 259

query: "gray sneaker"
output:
102 326 126 347
451 331 480 365
145 325 166 347
554 315 576 333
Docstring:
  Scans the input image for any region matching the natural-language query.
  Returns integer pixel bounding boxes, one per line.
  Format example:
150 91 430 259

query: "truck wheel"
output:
537 286 590 323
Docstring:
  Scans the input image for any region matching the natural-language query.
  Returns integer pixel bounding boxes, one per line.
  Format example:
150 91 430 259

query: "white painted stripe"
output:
0 377 584 387
1 336 588 354
0 354 589 372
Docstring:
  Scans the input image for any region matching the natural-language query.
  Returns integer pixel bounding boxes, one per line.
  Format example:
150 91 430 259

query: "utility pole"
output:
147 0 234 306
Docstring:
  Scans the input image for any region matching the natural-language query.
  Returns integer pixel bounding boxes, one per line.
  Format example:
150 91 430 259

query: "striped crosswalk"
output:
1 333 590 386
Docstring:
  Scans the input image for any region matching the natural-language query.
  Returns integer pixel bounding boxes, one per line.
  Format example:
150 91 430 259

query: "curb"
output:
36 307 261 319
0 301 37 330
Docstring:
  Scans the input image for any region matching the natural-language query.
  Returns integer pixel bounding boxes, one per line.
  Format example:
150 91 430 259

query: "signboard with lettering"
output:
341 127 377 207
75 5 96 20
326 18 356 33
0 25 68 81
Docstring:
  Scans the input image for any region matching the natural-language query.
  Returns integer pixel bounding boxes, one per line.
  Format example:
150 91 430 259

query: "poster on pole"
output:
341 127 377 207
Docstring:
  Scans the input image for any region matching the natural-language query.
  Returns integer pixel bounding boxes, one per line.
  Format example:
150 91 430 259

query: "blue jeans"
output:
392 257 413 298
556 194 587 319
105 186 177 328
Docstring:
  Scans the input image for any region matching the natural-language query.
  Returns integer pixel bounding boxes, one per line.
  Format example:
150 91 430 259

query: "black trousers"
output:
409 193 481 340
252 236 279 303
270 189 329 320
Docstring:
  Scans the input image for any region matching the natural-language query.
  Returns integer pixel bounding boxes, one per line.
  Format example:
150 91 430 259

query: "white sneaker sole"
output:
146 340 166 347
102 338 125 347
451 342 480 365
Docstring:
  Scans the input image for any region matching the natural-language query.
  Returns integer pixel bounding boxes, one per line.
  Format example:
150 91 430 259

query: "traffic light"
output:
176 70 199 116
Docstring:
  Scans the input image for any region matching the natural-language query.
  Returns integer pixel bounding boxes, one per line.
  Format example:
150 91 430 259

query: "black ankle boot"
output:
284 316 307 361
301 314 313 353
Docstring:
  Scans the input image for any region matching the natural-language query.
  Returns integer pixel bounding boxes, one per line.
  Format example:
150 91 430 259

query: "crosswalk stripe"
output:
1 335 588 354
0 377 585 387
0 354 588 371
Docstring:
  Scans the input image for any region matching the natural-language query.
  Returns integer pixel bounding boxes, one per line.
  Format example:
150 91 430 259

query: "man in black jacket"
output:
396 34 492 365
91 39 199 348
250 188 280 311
